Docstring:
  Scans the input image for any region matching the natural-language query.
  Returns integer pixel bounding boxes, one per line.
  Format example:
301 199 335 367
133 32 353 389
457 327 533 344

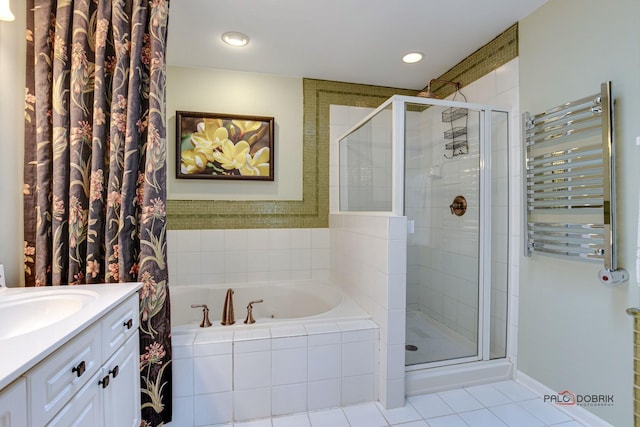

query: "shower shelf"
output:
444 126 467 139
445 140 468 152
442 107 467 122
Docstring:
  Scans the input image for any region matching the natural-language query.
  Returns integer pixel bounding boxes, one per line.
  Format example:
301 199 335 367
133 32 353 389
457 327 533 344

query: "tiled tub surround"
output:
169 320 379 426
329 213 408 409
166 228 331 287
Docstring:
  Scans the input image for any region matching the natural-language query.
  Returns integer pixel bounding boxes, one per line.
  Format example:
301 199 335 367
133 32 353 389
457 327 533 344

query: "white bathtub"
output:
168 280 379 424
170 280 369 333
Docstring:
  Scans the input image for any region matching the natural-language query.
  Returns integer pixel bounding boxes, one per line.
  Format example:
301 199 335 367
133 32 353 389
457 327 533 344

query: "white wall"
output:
518 1 640 425
167 66 303 201
0 11 25 287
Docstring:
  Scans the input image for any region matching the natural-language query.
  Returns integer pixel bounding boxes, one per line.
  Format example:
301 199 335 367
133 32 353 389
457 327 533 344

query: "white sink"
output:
0 290 98 340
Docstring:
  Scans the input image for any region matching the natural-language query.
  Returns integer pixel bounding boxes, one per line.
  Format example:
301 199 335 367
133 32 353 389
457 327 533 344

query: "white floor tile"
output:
308 408 350 427
407 394 455 419
343 402 388 427
491 381 538 402
465 383 512 407
233 418 273 427
390 421 429 427
490 402 545 427
518 398 572 424
437 389 484 412
272 413 311 427
375 400 422 425
424 414 468 427
458 408 508 427
174 380 589 427
549 421 589 427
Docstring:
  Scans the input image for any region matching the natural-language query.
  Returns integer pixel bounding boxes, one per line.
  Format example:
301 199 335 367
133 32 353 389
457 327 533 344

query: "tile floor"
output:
206 380 588 427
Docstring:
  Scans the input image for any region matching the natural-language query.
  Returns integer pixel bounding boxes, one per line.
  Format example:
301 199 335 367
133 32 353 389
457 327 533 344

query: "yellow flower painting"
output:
176 111 274 180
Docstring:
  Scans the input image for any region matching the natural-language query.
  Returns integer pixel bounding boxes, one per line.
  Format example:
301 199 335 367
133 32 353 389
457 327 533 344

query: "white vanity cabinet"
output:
26 292 140 427
0 378 27 427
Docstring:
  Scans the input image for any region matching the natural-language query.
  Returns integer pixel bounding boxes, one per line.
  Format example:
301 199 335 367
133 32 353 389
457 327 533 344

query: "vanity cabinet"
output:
0 378 27 427
27 292 140 427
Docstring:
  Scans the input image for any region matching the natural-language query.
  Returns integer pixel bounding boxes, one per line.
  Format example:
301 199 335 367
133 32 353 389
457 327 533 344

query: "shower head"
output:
416 78 462 99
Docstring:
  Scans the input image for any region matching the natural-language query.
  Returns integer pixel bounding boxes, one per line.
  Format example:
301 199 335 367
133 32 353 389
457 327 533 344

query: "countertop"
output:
0 283 141 390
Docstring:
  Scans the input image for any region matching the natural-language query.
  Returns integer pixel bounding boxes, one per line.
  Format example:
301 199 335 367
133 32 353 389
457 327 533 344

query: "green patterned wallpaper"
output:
166 23 519 230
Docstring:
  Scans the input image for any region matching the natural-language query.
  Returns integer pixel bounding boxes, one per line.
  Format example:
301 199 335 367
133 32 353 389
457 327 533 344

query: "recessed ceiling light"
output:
402 52 423 64
222 31 250 47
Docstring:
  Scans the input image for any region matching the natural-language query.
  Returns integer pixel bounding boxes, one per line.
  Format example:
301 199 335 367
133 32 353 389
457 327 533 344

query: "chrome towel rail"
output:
523 82 628 284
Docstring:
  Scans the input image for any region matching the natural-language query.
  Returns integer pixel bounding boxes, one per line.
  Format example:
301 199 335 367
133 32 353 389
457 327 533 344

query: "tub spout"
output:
190 304 212 328
244 299 264 324
221 288 235 325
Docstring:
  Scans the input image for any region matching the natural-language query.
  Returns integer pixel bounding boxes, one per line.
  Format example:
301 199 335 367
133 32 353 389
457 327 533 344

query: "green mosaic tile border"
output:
166 23 519 230
428 23 519 98
167 79 415 229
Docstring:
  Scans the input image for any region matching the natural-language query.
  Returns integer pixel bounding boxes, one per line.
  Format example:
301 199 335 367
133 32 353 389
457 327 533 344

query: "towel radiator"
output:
522 82 628 284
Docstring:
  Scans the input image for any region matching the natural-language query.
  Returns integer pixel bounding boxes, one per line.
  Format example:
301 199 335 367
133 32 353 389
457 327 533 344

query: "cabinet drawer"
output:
29 323 101 427
101 294 138 361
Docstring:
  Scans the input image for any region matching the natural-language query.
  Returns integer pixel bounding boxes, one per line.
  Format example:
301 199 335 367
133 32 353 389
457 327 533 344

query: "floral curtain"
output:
23 0 172 425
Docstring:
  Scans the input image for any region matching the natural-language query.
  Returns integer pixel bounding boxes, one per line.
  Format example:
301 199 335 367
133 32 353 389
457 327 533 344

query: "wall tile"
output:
308 344 341 381
170 396 194 427
193 354 233 394
233 388 271 421
234 351 271 390
272 383 307 416
342 374 375 405
173 357 194 398
272 347 308 385
194 392 232 426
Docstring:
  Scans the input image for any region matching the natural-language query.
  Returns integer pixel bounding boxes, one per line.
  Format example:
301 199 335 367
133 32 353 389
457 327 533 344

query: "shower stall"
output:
338 95 510 389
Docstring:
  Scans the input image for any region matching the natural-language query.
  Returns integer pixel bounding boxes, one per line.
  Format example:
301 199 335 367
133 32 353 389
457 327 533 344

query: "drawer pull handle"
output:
99 375 110 388
109 365 119 379
123 318 133 329
72 361 86 377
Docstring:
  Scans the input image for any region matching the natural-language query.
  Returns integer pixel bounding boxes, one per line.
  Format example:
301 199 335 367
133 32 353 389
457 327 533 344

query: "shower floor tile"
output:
405 310 476 365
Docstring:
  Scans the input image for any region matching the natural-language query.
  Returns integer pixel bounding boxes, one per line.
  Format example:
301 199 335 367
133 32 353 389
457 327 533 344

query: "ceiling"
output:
167 0 547 90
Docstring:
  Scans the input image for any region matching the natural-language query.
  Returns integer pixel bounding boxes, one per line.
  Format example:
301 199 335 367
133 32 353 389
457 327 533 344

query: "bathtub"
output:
168 280 380 425
170 280 370 332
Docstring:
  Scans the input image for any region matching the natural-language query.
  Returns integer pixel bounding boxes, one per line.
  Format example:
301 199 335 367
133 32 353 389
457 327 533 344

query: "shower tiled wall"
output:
405 104 481 342
404 59 520 359
166 228 330 286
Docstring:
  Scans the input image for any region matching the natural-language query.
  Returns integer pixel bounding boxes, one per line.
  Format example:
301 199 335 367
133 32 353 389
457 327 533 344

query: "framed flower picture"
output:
176 111 274 180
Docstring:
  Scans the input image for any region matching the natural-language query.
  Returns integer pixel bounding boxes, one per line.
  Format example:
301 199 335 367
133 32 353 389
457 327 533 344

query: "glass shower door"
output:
404 103 481 366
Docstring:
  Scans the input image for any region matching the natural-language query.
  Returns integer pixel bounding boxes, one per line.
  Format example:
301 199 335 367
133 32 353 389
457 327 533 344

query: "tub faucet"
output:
244 299 264 324
221 288 235 325
190 304 212 328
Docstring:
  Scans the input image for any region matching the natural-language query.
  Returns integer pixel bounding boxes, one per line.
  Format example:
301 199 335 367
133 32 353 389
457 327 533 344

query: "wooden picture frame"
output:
176 111 274 180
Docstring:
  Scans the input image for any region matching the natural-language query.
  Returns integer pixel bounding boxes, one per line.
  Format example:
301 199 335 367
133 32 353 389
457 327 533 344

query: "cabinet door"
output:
0 378 27 427
103 333 140 427
101 294 138 361
46 371 103 427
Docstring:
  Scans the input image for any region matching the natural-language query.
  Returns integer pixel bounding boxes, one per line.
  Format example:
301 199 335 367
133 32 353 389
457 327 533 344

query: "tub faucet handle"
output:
244 299 264 324
190 304 212 328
